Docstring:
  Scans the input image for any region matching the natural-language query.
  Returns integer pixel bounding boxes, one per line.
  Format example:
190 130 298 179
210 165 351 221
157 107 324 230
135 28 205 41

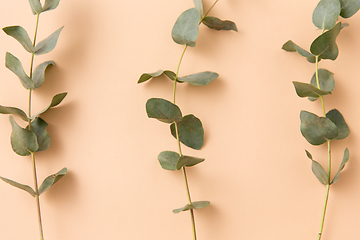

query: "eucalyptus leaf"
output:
146 98 182 124
0 177 36 197
31 93 67 119
28 0 42 15
158 151 180 171
3 26 35 53
326 109 350 140
9 116 39 156
178 71 219 86
137 70 176 84
33 61 54 88
312 0 341 30
312 159 329 185
42 0 61 12
38 167 67 195
170 114 204 150
331 148 349 184
172 8 201 47
5 52 34 90
193 0 203 16
176 155 205 170
35 26 64 55
0 106 28 121
310 22 341 59
173 201 210 213
26 117 50 152
293 81 331 98
300 111 338 145
309 69 335 101
282 40 317 63
202 16 238 32
339 0 360 18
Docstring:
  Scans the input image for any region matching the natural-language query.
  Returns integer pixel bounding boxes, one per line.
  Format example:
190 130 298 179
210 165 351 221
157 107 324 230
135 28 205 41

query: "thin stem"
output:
202 0 219 21
29 13 44 240
172 44 197 240
315 55 332 240
318 184 330 240
173 45 188 104
32 153 44 240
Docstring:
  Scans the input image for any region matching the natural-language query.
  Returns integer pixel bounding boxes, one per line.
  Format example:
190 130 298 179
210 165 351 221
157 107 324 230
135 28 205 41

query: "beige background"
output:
0 0 360 239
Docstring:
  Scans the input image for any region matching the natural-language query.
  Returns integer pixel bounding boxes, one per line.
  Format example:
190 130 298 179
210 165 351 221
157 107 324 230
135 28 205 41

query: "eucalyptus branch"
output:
138 0 237 239
282 0 358 238
0 1 68 239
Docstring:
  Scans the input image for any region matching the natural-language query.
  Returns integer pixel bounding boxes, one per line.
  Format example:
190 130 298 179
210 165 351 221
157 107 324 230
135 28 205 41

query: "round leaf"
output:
27 117 50 152
309 69 335 101
312 0 341 30
172 8 200 47
9 116 39 156
339 0 360 18
326 109 350 140
146 98 182 124
300 111 338 145
170 114 204 150
310 22 341 59
158 151 180 171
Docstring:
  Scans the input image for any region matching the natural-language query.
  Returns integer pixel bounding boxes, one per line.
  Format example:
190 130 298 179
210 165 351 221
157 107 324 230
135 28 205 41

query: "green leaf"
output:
137 70 176 83
176 155 205 170
331 148 349 184
146 98 182 124
293 81 331 98
28 0 42 15
42 0 61 12
310 22 341 60
326 109 350 140
178 71 219 86
0 177 36 197
282 40 316 63
173 201 210 213
31 93 67 119
300 111 338 145
158 151 180 171
193 0 203 16
38 167 67 195
172 8 201 47
33 61 54 88
170 114 204 150
9 116 39 156
5 52 34 90
312 0 341 30
305 150 329 185
2 26 35 53
0 106 28 121
339 0 360 18
309 69 335 101
202 16 238 32
26 117 50 152
35 27 64 55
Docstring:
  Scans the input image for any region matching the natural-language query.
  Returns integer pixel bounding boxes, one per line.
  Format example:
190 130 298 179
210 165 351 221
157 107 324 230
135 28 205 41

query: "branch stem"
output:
29 13 45 240
315 55 332 240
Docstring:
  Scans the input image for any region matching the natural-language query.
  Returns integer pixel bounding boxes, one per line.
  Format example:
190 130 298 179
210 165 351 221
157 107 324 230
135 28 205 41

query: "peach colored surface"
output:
0 0 360 239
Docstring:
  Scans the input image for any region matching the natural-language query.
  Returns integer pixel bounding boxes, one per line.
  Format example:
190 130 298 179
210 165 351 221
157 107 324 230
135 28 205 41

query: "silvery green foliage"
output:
282 0 356 185
138 0 237 237
0 0 67 224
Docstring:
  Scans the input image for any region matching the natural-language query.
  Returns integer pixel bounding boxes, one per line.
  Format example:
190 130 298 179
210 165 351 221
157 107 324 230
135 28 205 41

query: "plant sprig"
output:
138 0 237 239
0 0 67 239
282 0 359 239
